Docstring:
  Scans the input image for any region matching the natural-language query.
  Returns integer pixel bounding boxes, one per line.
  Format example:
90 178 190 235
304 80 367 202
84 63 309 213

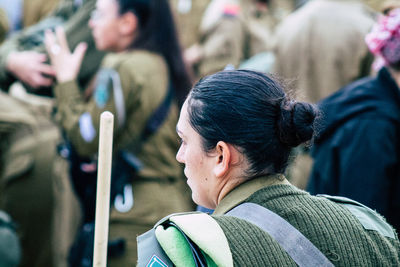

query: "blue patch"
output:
79 112 96 142
94 82 109 108
146 255 169 267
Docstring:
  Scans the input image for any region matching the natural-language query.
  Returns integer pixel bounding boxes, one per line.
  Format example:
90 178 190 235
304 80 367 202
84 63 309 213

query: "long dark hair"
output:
117 0 192 106
187 70 319 176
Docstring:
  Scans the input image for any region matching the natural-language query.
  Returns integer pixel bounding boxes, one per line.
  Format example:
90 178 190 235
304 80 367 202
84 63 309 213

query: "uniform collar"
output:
213 174 290 215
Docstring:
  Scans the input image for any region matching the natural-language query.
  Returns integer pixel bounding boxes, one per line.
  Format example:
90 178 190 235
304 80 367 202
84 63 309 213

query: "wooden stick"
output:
93 111 114 267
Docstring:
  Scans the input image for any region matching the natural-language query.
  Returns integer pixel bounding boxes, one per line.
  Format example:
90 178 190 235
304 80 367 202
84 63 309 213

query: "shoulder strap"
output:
226 202 334 267
140 82 173 142
318 194 396 239
96 68 174 140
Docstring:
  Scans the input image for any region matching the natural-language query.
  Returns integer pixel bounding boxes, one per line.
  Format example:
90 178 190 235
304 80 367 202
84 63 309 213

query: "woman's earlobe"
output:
120 12 138 35
213 141 230 178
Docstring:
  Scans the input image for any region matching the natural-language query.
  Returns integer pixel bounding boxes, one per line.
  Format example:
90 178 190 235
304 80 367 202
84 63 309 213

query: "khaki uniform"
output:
23 0 60 27
54 50 194 265
272 0 376 189
193 0 277 78
0 90 81 267
0 1 101 266
170 0 212 49
0 0 105 92
273 0 376 103
0 8 8 44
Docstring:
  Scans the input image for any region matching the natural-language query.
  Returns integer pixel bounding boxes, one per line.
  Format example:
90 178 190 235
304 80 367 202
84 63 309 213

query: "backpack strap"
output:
226 202 334 267
318 194 396 239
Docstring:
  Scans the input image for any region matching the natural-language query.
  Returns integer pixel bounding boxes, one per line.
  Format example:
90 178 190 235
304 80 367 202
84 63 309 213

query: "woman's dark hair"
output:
187 70 319 176
117 0 192 106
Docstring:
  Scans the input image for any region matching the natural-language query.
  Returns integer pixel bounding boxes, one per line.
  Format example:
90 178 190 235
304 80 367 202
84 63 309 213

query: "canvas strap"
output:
227 202 334 267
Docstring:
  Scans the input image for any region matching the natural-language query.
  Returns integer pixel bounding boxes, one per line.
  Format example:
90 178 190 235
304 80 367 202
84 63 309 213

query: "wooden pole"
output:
93 111 114 267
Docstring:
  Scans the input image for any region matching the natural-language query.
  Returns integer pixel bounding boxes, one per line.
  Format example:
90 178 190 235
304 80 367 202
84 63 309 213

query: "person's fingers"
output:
44 30 57 58
73 42 88 64
56 26 70 53
31 73 54 88
37 63 56 77
31 52 48 62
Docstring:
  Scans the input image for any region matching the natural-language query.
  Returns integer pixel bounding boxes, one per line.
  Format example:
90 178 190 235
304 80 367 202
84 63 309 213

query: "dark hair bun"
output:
277 100 318 147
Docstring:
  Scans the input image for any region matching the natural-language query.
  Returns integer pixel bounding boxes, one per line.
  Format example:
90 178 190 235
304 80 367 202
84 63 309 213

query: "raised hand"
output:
6 51 56 89
44 26 87 83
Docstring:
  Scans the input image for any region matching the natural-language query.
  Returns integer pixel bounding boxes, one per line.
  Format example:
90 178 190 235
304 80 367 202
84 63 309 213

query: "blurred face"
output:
89 0 124 51
176 101 217 209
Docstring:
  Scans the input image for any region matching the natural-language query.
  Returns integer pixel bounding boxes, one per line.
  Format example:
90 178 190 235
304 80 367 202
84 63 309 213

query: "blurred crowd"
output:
0 0 399 266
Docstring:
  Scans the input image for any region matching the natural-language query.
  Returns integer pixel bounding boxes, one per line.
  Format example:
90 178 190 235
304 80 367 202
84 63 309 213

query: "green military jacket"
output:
0 8 8 44
23 0 60 27
170 0 211 49
195 0 277 78
54 49 183 183
55 50 193 265
272 0 376 103
0 0 105 91
212 175 400 266
0 89 81 267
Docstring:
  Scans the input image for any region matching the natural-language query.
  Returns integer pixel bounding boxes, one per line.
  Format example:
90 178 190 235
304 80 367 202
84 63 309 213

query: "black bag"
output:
68 222 126 267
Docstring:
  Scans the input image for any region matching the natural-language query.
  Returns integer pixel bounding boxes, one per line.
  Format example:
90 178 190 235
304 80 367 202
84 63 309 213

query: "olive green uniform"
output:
170 0 212 49
0 1 103 266
23 0 60 28
193 0 277 78
272 0 376 190
0 0 105 92
0 90 81 267
54 50 193 265
212 175 400 266
272 0 375 103
0 8 8 44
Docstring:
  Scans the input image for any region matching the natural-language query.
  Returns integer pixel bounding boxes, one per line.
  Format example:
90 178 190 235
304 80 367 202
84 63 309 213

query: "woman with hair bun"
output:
138 70 400 267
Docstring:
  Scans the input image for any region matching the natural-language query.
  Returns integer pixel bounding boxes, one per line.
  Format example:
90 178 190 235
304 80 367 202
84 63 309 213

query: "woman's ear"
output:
213 141 231 178
119 11 138 35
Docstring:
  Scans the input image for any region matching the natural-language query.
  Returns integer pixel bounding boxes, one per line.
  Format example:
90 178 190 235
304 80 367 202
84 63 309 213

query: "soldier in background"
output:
23 0 60 28
0 89 81 267
0 0 104 94
184 0 278 80
272 0 376 189
0 0 102 266
170 0 212 49
0 0 59 35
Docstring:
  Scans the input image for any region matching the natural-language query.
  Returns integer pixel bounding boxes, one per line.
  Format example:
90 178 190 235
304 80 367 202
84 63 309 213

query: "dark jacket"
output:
307 67 400 232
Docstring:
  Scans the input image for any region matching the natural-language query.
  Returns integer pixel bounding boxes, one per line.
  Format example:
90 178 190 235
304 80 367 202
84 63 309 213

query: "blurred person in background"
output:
0 0 104 94
0 88 81 267
45 0 193 265
0 0 101 266
307 8 400 232
0 0 59 34
184 0 278 80
169 0 211 50
272 0 376 190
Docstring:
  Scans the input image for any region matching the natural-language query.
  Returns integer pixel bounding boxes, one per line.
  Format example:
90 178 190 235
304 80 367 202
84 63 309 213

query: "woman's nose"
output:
176 146 184 163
